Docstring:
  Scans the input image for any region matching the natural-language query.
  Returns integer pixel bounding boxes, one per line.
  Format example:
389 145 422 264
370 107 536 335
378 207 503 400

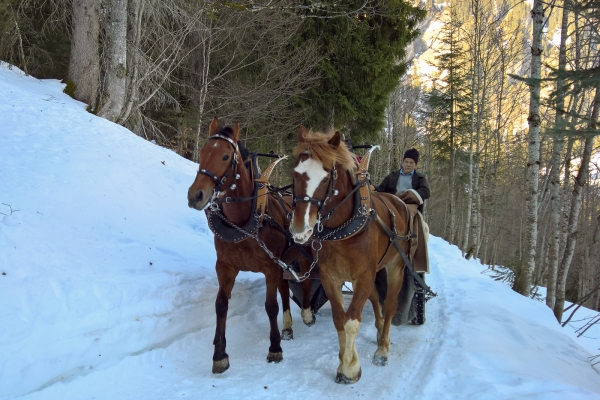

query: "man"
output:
376 148 430 326
375 148 430 212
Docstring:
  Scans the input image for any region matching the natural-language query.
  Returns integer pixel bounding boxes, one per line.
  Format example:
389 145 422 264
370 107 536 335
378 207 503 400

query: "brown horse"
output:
187 118 313 374
289 127 410 384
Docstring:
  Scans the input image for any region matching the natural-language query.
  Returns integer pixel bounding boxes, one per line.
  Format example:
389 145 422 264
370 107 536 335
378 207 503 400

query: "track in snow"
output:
21 264 444 400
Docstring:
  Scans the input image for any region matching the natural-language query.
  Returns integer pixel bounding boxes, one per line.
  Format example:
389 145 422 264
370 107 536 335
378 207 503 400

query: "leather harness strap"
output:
371 193 430 291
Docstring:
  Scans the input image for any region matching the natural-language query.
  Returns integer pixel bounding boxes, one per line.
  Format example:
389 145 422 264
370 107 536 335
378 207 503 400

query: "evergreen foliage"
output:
298 0 426 142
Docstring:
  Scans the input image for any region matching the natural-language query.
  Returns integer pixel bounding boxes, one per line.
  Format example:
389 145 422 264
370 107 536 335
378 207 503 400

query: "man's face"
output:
403 157 416 174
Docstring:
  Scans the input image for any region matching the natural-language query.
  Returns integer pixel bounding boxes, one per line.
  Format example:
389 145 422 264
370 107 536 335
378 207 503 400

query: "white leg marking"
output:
342 319 361 378
294 158 328 230
283 309 293 330
301 308 313 324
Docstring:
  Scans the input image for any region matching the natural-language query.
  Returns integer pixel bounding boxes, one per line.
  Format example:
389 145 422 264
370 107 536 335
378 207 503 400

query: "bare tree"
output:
554 85 600 322
514 0 545 297
545 0 570 310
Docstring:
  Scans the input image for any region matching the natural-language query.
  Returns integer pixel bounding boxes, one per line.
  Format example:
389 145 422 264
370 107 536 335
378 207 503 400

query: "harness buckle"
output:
316 216 324 232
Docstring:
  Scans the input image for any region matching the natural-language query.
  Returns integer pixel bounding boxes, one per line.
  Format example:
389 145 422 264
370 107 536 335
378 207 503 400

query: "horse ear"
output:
232 123 240 142
328 131 341 149
209 117 219 136
298 125 308 142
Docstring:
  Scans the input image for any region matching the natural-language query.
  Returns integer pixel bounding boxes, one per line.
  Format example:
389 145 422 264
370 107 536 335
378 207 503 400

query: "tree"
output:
298 0 426 141
514 0 545 297
545 0 571 309
98 0 128 121
69 0 100 107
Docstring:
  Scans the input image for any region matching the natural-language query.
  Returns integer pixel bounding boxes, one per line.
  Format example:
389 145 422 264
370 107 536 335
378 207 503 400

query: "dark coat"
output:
375 169 430 212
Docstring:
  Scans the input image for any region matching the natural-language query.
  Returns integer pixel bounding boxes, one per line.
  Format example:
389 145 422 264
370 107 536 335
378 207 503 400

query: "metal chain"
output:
208 204 370 283
313 205 369 242
209 208 305 281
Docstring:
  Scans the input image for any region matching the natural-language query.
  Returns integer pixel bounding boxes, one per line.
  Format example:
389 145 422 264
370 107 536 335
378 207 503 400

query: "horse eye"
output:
321 177 329 184
223 154 230 161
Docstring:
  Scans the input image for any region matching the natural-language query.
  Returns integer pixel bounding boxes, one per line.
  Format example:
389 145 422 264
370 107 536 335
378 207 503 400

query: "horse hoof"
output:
335 368 362 384
302 309 316 326
267 352 283 363
212 357 230 374
372 354 388 366
282 329 294 340
304 315 316 327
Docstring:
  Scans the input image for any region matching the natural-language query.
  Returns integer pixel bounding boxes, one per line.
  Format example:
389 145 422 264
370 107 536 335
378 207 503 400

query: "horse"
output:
187 118 314 374
288 126 411 384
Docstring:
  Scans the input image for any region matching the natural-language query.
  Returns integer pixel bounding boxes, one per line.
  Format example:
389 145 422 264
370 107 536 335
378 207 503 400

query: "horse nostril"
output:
196 191 204 202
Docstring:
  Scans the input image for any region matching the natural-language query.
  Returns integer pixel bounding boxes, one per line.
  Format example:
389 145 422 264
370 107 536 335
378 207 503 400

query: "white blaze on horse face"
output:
294 157 328 231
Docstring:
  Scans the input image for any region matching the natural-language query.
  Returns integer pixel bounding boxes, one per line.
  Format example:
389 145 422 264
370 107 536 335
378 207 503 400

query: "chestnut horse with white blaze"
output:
289 127 410 384
187 118 313 374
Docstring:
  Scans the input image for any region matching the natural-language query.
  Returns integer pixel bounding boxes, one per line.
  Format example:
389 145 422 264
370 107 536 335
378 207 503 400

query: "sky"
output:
1 63 600 400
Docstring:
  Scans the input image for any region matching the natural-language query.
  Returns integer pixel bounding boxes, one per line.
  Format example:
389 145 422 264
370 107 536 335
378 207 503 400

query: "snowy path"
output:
20 266 446 400
19 241 600 400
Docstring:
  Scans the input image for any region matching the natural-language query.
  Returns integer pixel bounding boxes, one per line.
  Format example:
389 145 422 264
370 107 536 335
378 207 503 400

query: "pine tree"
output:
298 0 426 142
424 6 470 244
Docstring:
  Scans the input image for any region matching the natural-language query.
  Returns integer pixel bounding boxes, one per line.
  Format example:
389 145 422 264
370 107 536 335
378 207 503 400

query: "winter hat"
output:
403 148 419 164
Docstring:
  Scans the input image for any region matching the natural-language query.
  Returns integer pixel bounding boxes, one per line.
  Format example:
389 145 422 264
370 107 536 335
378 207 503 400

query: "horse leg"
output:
319 277 352 383
373 263 404 366
301 279 316 326
212 262 238 374
368 287 384 343
265 271 284 363
278 276 294 340
333 274 372 383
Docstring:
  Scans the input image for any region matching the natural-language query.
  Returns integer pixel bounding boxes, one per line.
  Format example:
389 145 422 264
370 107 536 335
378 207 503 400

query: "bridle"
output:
291 153 340 233
196 134 240 202
291 152 372 237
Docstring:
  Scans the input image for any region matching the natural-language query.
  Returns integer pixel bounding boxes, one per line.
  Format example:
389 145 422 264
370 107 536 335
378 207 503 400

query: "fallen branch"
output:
0 203 19 216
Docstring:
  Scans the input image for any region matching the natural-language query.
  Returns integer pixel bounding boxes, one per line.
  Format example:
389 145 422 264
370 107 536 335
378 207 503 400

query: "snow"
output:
1 62 599 399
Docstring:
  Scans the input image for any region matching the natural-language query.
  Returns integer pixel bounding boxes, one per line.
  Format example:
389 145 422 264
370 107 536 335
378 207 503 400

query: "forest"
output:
1 0 599 321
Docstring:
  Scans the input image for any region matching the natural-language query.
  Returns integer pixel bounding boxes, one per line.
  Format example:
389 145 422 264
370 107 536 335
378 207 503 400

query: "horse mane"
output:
293 130 357 176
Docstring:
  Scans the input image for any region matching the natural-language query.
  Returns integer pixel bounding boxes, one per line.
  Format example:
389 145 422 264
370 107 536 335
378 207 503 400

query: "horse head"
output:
187 117 242 210
290 126 357 244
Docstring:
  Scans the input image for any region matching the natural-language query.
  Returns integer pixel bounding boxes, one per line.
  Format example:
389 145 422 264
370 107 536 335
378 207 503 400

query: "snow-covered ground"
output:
1 63 599 399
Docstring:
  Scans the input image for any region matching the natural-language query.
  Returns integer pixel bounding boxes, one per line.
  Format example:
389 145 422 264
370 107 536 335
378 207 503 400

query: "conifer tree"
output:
424 6 470 244
298 0 426 141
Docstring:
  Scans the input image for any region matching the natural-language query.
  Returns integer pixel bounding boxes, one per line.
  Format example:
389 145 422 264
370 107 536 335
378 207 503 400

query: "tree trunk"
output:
69 0 101 107
514 0 544 297
98 0 129 122
464 58 477 255
194 14 213 163
545 0 570 309
118 0 145 125
554 86 600 322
